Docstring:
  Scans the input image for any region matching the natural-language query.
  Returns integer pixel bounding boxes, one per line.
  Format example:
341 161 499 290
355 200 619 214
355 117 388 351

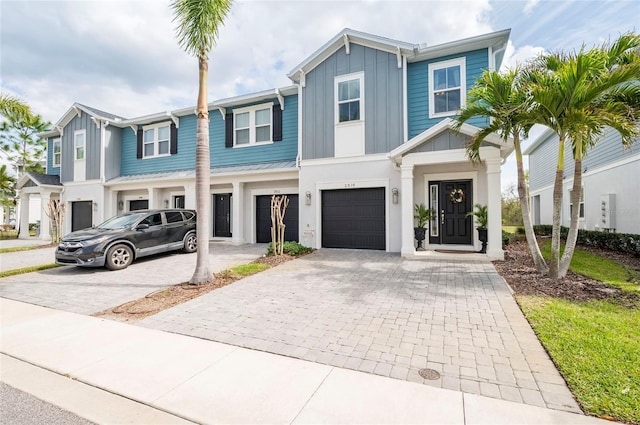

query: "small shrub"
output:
266 241 312 256
502 230 512 247
516 226 525 235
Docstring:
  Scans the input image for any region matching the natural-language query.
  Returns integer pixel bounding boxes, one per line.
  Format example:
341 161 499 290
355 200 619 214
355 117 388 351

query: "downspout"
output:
296 70 305 168
491 43 508 71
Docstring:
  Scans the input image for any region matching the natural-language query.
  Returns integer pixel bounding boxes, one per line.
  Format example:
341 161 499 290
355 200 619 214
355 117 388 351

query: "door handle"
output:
441 209 445 225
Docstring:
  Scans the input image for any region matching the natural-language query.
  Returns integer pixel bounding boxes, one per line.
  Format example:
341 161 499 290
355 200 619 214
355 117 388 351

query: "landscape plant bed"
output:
93 253 299 322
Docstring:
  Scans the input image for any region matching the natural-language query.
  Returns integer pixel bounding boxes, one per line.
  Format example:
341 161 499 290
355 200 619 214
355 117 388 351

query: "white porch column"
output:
39 191 51 241
485 157 504 260
231 181 244 244
148 188 160 209
18 192 30 239
183 183 196 209
400 164 415 256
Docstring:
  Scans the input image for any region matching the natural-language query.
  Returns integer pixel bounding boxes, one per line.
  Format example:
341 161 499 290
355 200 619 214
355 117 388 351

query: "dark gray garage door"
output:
322 188 385 250
256 195 299 243
71 201 92 231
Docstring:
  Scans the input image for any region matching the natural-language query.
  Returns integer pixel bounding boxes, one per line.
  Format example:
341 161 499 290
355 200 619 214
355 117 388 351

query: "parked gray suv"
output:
55 209 197 270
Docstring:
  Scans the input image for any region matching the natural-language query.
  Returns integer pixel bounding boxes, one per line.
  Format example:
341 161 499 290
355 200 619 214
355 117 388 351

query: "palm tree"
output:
171 0 232 284
0 164 16 225
0 94 31 119
454 69 548 273
526 33 640 278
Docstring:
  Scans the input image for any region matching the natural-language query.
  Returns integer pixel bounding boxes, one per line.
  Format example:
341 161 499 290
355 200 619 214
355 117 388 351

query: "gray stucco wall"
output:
302 43 403 159
60 111 101 183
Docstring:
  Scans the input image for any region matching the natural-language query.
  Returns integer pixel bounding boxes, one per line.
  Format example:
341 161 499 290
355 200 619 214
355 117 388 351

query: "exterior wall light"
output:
392 188 399 204
118 200 124 210
305 191 312 205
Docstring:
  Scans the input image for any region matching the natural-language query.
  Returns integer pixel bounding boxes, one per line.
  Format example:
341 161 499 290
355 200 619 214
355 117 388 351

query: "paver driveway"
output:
140 249 580 413
0 243 266 315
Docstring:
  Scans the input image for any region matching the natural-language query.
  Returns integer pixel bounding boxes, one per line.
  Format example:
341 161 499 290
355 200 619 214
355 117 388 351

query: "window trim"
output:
232 102 274 148
141 122 171 159
52 137 61 167
73 130 85 161
569 187 585 220
334 72 365 125
428 57 466 119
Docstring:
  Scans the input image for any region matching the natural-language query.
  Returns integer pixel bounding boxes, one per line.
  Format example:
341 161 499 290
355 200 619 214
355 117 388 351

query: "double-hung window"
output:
74 130 85 160
428 58 466 118
233 103 272 146
52 138 61 167
142 123 170 158
335 72 363 123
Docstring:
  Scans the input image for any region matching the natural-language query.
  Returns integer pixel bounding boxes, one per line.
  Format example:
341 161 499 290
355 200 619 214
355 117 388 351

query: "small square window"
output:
428 58 466 118
233 104 272 146
142 123 172 158
335 73 363 124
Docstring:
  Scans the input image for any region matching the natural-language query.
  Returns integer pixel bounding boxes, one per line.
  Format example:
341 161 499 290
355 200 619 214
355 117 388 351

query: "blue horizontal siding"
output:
46 137 60 176
210 94 298 167
120 94 298 176
407 49 489 139
121 117 196 175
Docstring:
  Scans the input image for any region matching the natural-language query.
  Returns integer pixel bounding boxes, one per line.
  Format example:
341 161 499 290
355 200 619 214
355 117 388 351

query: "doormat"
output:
434 249 478 254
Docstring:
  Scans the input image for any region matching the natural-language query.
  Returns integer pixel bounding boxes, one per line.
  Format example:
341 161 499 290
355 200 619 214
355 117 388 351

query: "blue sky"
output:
1 0 638 188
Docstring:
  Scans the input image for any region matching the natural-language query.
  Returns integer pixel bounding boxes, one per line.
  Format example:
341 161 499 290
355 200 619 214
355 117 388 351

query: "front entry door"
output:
214 194 232 237
429 180 472 245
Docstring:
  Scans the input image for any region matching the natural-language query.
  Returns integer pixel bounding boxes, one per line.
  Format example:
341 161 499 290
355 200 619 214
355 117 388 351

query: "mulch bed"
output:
494 239 640 309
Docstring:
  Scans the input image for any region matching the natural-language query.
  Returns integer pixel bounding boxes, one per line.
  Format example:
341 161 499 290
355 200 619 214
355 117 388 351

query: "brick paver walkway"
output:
0 243 266 314
140 249 580 413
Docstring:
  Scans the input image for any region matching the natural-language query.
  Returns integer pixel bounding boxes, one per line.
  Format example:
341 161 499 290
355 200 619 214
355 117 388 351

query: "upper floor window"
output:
52 138 61 167
142 123 170 158
74 130 85 160
428 58 466 118
335 72 364 123
233 103 272 147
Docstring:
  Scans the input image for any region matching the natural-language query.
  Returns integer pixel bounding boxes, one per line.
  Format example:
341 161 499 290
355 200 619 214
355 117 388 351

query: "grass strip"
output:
0 264 60 278
541 241 639 294
0 245 51 254
519 295 640 424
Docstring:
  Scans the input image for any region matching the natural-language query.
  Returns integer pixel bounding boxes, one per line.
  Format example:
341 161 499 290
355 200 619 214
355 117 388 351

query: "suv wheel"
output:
106 244 133 270
183 232 197 253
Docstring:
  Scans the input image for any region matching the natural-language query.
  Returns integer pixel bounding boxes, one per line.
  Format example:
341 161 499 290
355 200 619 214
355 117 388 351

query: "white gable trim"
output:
389 119 509 163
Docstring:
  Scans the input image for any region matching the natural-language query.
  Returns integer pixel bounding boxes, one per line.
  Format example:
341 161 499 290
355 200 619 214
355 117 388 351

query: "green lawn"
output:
502 225 520 234
516 242 640 423
519 296 640 423
0 264 60 278
540 241 639 294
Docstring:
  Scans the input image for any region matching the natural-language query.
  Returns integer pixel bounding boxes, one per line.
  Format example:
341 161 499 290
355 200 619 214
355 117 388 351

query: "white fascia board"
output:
523 127 556 155
409 29 511 63
287 28 415 82
38 130 60 138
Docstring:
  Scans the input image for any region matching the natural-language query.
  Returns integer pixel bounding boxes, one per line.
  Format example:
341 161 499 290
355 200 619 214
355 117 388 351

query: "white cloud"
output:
523 0 539 14
500 40 546 71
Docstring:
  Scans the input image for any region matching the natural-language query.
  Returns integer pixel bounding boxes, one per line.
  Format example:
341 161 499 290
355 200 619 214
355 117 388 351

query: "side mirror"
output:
136 223 150 230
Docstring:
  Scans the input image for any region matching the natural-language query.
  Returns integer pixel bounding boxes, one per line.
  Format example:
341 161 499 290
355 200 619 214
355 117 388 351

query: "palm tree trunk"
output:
190 57 211 285
514 135 547 273
559 156 583 277
549 136 565 279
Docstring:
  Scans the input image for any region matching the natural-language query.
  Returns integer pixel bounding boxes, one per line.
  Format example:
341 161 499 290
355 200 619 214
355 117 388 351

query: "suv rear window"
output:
182 211 195 221
165 211 183 223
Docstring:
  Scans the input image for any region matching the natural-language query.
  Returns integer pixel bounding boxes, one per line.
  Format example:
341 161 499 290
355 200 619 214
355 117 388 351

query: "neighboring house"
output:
525 126 639 235
21 28 512 259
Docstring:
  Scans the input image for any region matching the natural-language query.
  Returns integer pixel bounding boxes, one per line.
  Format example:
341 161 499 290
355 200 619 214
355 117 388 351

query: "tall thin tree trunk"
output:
559 156 583 277
549 137 566 279
514 134 548 273
190 57 211 284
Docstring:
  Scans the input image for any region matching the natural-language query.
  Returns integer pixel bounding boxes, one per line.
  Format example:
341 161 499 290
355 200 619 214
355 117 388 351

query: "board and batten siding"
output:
120 117 195 176
104 126 121 181
60 111 101 183
47 137 60 176
209 94 298 167
301 44 403 160
407 48 489 139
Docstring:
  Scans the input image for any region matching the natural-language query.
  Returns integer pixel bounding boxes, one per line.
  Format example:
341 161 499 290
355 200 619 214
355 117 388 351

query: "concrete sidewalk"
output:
0 298 609 425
